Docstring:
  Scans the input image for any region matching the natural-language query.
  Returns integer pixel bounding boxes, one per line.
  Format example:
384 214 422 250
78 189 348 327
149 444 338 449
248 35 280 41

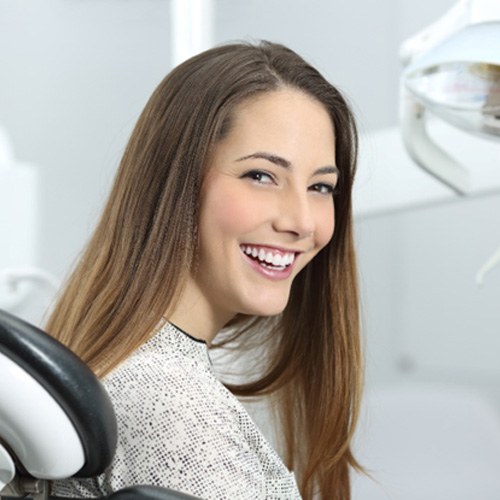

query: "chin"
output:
241 295 290 317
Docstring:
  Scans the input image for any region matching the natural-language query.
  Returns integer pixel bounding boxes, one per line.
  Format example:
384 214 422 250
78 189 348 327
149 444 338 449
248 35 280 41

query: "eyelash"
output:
241 169 339 196
241 169 275 184
310 183 340 196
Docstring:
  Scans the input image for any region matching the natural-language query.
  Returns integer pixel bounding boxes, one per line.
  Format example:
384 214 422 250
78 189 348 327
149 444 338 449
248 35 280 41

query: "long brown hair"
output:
46 41 362 499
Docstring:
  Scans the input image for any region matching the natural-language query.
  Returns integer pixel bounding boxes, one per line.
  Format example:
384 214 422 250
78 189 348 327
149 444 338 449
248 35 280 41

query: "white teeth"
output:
272 254 282 266
241 245 296 268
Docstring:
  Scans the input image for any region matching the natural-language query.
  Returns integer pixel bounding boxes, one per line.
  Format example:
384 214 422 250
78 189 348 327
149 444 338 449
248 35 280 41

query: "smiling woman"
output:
170 89 338 331
46 41 362 500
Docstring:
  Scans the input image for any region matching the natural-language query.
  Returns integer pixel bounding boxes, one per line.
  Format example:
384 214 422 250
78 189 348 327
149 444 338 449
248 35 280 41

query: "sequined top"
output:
53 322 301 499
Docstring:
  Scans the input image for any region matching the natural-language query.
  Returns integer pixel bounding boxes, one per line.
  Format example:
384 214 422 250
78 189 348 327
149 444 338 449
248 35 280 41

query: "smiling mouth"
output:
240 244 296 271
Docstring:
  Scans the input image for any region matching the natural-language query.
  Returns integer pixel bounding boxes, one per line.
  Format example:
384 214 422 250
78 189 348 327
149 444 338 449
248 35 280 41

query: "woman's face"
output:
173 88 338 338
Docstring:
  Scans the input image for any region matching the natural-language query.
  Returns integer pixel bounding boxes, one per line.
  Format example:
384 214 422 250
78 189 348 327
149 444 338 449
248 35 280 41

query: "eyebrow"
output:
236 152 339 176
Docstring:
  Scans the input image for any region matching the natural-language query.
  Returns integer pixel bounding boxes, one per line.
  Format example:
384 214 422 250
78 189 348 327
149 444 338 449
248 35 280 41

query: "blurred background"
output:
1 0 500 498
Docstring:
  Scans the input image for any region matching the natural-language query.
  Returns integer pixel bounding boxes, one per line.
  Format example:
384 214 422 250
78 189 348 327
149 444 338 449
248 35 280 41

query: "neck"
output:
166 281 234 344
168 279 234 344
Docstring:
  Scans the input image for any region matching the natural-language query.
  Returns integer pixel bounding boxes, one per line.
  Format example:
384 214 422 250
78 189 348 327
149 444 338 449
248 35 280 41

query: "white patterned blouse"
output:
52 322 302 500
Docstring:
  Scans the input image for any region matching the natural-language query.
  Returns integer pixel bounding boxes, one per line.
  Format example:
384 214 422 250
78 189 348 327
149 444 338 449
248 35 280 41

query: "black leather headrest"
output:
0 309 117 477
107 485 201 500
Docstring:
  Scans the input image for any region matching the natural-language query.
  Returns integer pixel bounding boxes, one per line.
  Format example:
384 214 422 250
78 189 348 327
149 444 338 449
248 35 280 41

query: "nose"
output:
272 188 315 239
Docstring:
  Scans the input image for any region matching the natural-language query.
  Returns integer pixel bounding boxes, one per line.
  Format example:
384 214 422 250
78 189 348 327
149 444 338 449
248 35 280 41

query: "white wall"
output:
0 0 173 280
215 0 400 131
356 195 500 395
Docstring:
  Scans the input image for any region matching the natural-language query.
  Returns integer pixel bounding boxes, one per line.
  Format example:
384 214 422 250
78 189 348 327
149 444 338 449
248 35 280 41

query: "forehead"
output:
216 88 336 161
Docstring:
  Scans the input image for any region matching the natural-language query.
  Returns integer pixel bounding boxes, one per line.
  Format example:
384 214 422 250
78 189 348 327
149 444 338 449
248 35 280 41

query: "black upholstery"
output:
107 486 201 500
0 309 117 477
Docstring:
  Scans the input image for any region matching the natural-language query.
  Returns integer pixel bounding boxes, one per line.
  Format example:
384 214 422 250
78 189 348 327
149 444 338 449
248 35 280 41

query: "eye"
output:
241 169 276 185
309 182 339 196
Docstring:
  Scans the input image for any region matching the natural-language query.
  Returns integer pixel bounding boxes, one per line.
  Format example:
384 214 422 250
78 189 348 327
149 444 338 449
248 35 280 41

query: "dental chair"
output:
0 309 199 500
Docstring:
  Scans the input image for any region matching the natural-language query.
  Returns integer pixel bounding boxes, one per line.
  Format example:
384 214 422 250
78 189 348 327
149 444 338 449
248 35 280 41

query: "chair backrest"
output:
0 309 117 486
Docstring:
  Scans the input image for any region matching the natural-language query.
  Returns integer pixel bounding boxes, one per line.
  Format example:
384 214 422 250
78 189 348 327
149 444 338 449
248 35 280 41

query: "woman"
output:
49 41 363 500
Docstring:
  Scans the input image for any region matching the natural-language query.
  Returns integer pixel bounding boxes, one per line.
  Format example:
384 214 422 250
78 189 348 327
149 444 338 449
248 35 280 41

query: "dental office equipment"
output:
0 126 59 314
0 268 59 312
400 0 500 284
0 309 196 500
476 244 500 285
400 0 500 195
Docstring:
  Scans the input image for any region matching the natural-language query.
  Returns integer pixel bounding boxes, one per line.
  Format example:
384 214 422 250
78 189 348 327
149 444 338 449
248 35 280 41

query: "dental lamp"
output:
400 0 500 284
400 0 500 195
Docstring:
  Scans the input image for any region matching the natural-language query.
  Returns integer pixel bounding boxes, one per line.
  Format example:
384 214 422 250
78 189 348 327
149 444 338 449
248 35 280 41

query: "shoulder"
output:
93 335 301 499
101 339 250 451
99 343 270 497
103 341 223 412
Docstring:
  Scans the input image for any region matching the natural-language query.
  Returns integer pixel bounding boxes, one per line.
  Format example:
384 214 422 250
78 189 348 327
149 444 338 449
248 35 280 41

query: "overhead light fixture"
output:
400 0 500 195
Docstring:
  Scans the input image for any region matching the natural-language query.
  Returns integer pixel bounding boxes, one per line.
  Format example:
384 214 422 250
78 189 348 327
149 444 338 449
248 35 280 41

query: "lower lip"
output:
241 252 295 280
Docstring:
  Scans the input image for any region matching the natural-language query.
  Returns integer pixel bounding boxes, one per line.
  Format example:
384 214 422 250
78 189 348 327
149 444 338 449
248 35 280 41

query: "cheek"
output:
200 187 266 241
